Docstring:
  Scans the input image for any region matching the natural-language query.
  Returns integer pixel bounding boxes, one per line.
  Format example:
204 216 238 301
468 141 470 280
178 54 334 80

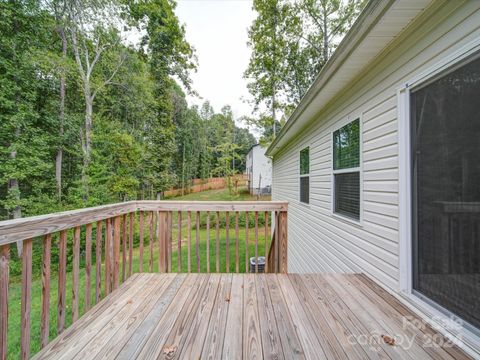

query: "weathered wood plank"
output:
57 230 67 334
278 211 288 273
201 274 232 359
255 274 284 359
21 238 33 360
122 214 127 282
0 202 137 246
206 212 210 274
254 212 258 273
0 245 9 360
187 211 191 273
277 275 328 359
235 212 239 273
225 211 230 273
243 273 262 359
113 217 121 289
264 211 268 273
158 211 167 273
177 211 182 273
149 212 154 272
167 211 172 273
265 274 305 359
95 221 102 304
222 274 243 359
136 200 288 213
178 275 221 359
128 212 134 276
36 274 152 360
41 235 51 348
85 223 92 311
134 274 207 359
94 274 184 359
71 275 171 359
215 211 220 273
289 274 347 359
196 211 200 273
139 211 144 273
300 274 378 360
105 219 112 295
245 211 249 273
72 226 80 322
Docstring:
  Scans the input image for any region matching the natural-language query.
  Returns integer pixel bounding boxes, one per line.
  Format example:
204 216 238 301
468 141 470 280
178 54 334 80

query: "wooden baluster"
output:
149 212 154 272
254 211 259 273
264 212 269 274
235 212 239 273
274 212 279 273
187 211 191 273
216 211 220 273
196 211 200 272
122 214 127 282
95 221 103 303
158 211 166 273
206 212 210 273
177 211 182 272
113 216 121 289
41 235 51 348
58 230 67 333
167 211 172 273
225 211 230 273
139 211 144 272
85 224 92 311
21 238 33 360
0 245 10 360
129 212 134 276
245 211 249 273
105 219 112 295
72 226 80 322
278 211 288 274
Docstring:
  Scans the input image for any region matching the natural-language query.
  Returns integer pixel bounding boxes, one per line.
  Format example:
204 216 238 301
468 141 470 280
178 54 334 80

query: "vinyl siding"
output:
272 0 480 292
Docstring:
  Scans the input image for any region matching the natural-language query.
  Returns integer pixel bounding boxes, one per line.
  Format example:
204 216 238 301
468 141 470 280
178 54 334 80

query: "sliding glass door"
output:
411 54 480 331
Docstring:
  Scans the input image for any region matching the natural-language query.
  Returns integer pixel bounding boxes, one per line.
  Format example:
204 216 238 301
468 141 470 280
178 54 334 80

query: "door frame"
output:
397 37 480 353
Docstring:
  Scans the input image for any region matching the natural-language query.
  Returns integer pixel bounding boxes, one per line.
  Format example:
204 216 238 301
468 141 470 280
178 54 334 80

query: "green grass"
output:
6 187 271 359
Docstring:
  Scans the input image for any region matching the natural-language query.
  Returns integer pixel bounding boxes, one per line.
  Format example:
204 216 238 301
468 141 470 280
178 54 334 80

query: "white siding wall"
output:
248 145 272 194
272 0 480 292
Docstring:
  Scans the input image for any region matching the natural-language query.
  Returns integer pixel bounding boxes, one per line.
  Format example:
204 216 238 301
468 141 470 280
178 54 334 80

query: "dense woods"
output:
0 0 256 223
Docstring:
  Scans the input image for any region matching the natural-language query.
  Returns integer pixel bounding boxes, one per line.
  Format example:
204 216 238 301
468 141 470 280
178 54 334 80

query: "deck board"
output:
33 273 472 360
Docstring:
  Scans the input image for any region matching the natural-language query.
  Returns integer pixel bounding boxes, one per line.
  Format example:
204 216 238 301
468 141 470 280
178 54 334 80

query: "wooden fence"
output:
164 175 248 197
0 200 287 359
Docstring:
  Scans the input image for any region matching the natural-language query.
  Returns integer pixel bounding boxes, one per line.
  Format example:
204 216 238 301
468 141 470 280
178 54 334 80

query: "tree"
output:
66 0 126 202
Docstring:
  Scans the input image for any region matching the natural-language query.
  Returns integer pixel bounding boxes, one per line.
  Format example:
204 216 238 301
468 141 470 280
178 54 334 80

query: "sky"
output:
175 0 255 124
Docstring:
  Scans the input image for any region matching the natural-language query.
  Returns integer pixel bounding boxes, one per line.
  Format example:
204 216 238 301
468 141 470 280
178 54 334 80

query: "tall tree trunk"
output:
82 94 93 202
9 129 22 255
56 25 67 201
323 11 329 62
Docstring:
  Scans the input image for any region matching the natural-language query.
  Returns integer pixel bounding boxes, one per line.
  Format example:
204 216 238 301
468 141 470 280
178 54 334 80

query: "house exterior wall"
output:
246 145 272 195
272 0 480 296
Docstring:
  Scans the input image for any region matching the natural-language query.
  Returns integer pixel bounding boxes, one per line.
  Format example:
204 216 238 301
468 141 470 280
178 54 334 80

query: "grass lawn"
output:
6 187 272 359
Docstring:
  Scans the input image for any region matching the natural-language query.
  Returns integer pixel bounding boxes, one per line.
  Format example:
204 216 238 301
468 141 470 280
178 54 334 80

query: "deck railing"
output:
0 200 287 359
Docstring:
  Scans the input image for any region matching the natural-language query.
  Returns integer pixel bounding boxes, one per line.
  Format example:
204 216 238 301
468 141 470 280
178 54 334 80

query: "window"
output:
333 118 360 219
299 147 309 204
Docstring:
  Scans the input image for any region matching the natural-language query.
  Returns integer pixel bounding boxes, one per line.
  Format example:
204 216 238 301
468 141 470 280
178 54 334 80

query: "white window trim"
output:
398 37 480 356
299 146 310 205
330 114 363 225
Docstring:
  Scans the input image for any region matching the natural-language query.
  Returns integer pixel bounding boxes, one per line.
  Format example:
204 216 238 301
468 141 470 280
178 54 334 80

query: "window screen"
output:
300 147 309 203
411 54 480 330
334 172 360 219
333 119 360 219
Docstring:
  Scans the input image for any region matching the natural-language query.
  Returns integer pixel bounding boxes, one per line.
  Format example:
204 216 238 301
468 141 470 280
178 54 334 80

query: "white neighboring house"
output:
246 144 272 195
266 0 480 356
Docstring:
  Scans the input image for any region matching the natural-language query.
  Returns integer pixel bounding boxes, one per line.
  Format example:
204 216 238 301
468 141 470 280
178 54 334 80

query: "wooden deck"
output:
33 273 471 360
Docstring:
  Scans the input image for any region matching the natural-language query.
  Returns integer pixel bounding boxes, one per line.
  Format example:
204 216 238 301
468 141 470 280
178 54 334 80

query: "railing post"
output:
158 211 168 273
278 211 288 274
113 216 121 289
0 245 9 360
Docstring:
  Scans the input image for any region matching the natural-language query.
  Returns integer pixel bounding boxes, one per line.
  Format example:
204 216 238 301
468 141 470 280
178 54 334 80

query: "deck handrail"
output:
0 200 288 359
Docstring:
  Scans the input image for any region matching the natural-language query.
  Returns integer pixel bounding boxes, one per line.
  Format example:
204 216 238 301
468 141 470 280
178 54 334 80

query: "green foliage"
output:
244 0 365 145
